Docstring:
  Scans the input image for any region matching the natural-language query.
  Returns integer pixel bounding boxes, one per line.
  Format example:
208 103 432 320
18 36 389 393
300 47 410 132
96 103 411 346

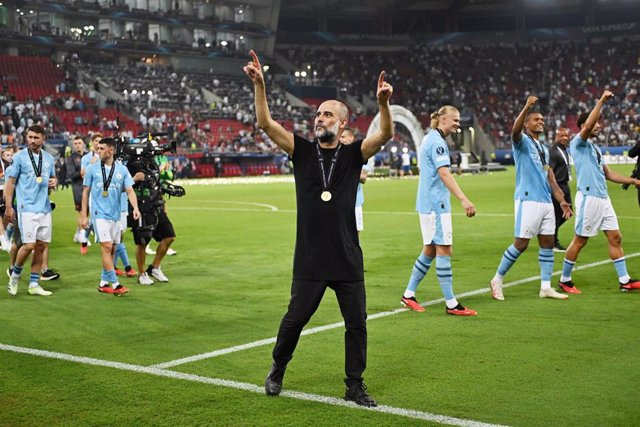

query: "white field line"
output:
166 204 640 221
150 253 639 370
0 343 508 427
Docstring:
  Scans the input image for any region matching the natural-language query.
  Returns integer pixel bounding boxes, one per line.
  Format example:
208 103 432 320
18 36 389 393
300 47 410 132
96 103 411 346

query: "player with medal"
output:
489 96 573 301
81 137 140 295
244 50 393 406
4 125 57 297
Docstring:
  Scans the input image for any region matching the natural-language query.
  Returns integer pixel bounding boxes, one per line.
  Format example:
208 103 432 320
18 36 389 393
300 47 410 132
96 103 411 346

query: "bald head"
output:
318 100 349 121
314 100 349 144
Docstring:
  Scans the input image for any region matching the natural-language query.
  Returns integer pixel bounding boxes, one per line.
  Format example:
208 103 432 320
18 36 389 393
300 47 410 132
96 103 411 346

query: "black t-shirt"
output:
292 135 364 281
549 144 570 186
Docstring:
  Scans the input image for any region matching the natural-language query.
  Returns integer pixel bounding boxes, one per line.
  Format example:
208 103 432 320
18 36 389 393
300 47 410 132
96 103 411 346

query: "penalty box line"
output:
0 343 508 427
151 253 640 370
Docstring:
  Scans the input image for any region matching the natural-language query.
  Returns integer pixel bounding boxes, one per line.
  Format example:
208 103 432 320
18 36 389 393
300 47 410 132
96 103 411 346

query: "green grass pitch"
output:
0 165 638 426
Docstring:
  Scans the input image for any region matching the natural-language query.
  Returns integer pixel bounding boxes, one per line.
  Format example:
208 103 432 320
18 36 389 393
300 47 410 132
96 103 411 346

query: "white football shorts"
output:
19 212 52 244
574 191 619 237
514 199 555 238
355 206 364 232
94 218 122 244
419 212 453 246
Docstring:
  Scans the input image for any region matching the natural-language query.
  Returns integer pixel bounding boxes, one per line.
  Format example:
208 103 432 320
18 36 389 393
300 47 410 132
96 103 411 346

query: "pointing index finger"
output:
378 71 385 87
249 50 260 68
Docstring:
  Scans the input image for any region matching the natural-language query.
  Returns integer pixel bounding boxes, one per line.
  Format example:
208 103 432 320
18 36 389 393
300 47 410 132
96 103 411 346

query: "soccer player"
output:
489 96 572 301
548 127 572 252
79 132 101 254
66 135 87 243
245 50 392 407
400 106 477 316
340 127 369 235
4 125 57 296
558 90 640 293
81 137 140 295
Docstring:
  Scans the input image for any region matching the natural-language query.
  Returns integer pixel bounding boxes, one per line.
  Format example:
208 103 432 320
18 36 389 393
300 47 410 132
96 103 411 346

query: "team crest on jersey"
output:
44 162 50 168
116 173 122 179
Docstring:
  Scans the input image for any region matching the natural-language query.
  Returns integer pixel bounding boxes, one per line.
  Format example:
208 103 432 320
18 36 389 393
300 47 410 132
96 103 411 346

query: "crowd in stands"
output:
1 38 638 166
282 39 640 148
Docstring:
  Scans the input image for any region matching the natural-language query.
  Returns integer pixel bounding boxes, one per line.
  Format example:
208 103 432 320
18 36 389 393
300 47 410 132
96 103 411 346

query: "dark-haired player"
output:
489 96 572 301
559 90 640 293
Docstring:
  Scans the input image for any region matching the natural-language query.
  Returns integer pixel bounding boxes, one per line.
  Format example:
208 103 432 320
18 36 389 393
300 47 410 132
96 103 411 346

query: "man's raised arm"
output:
243 50 294 156
579 90 614 141
512 96 537 142
361 71 394 161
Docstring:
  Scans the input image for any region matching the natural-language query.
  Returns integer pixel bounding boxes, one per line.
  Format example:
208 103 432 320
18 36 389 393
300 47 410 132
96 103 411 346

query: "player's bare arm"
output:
579 90 614 141
604 165 640 187
437 166 476 217
512 96 538 142
361 71 394 161
244 50 294 156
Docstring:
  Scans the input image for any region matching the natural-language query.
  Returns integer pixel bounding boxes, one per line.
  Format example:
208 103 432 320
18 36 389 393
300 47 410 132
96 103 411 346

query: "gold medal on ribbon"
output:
543 165 550 171
36 176 43 183
102 191 109 197
321 191 332 202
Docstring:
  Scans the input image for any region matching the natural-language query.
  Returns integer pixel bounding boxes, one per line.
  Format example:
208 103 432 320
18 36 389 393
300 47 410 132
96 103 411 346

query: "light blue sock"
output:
561 259 575 281
613 257 630 283
107 269 118 284
101 268 108 282
435 255 454 300
115 243 131 269
497 244 522 277
29 272 40 288
539 248 554 283
404 253 433 296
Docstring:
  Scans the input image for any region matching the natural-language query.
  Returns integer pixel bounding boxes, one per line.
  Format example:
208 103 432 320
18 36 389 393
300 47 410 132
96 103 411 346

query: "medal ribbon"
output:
28 149 43 181
101 161 116 195
529 135 547 167
316 142 342 194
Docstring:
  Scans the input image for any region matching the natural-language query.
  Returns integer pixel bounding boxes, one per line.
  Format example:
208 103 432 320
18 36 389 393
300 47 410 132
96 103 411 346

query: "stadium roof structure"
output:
278 0 640 34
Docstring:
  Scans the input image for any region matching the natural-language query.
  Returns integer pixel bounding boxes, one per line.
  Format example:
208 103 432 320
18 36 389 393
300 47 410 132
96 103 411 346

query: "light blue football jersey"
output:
570 135 607 198
416 129 451 214
81 151 98 172
355 164 369 208
513 133 552 202
83 161 134 221
7 149 56 213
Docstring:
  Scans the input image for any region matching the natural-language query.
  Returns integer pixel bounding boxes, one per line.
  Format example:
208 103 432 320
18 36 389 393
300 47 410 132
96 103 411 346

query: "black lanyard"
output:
101 161 116 194
590 141 602 166
316 142 342 192
528 134 547 166
28 149 43 179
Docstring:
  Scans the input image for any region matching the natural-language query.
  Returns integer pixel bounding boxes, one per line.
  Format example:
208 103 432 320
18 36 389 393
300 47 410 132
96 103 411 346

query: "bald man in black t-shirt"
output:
244 50 393 407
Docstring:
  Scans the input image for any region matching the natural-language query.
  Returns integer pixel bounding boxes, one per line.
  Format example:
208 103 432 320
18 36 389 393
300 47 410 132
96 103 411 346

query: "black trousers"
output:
553 183 572 245
272 279 367 386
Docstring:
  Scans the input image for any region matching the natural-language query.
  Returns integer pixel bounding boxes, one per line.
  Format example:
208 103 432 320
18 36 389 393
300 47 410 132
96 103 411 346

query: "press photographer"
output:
117 133 185 285
623 140 640 209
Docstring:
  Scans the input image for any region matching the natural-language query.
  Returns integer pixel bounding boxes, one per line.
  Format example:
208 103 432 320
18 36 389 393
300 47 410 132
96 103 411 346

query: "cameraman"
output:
628 140 640 209
128 157 176 286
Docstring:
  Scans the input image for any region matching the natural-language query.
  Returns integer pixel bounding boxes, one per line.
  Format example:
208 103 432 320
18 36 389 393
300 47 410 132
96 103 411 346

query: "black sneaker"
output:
344 382 377 407
41 269 60 281
265 364 286 396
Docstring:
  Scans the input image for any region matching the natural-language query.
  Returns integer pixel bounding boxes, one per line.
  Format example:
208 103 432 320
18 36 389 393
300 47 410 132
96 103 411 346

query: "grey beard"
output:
316 129 336 143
